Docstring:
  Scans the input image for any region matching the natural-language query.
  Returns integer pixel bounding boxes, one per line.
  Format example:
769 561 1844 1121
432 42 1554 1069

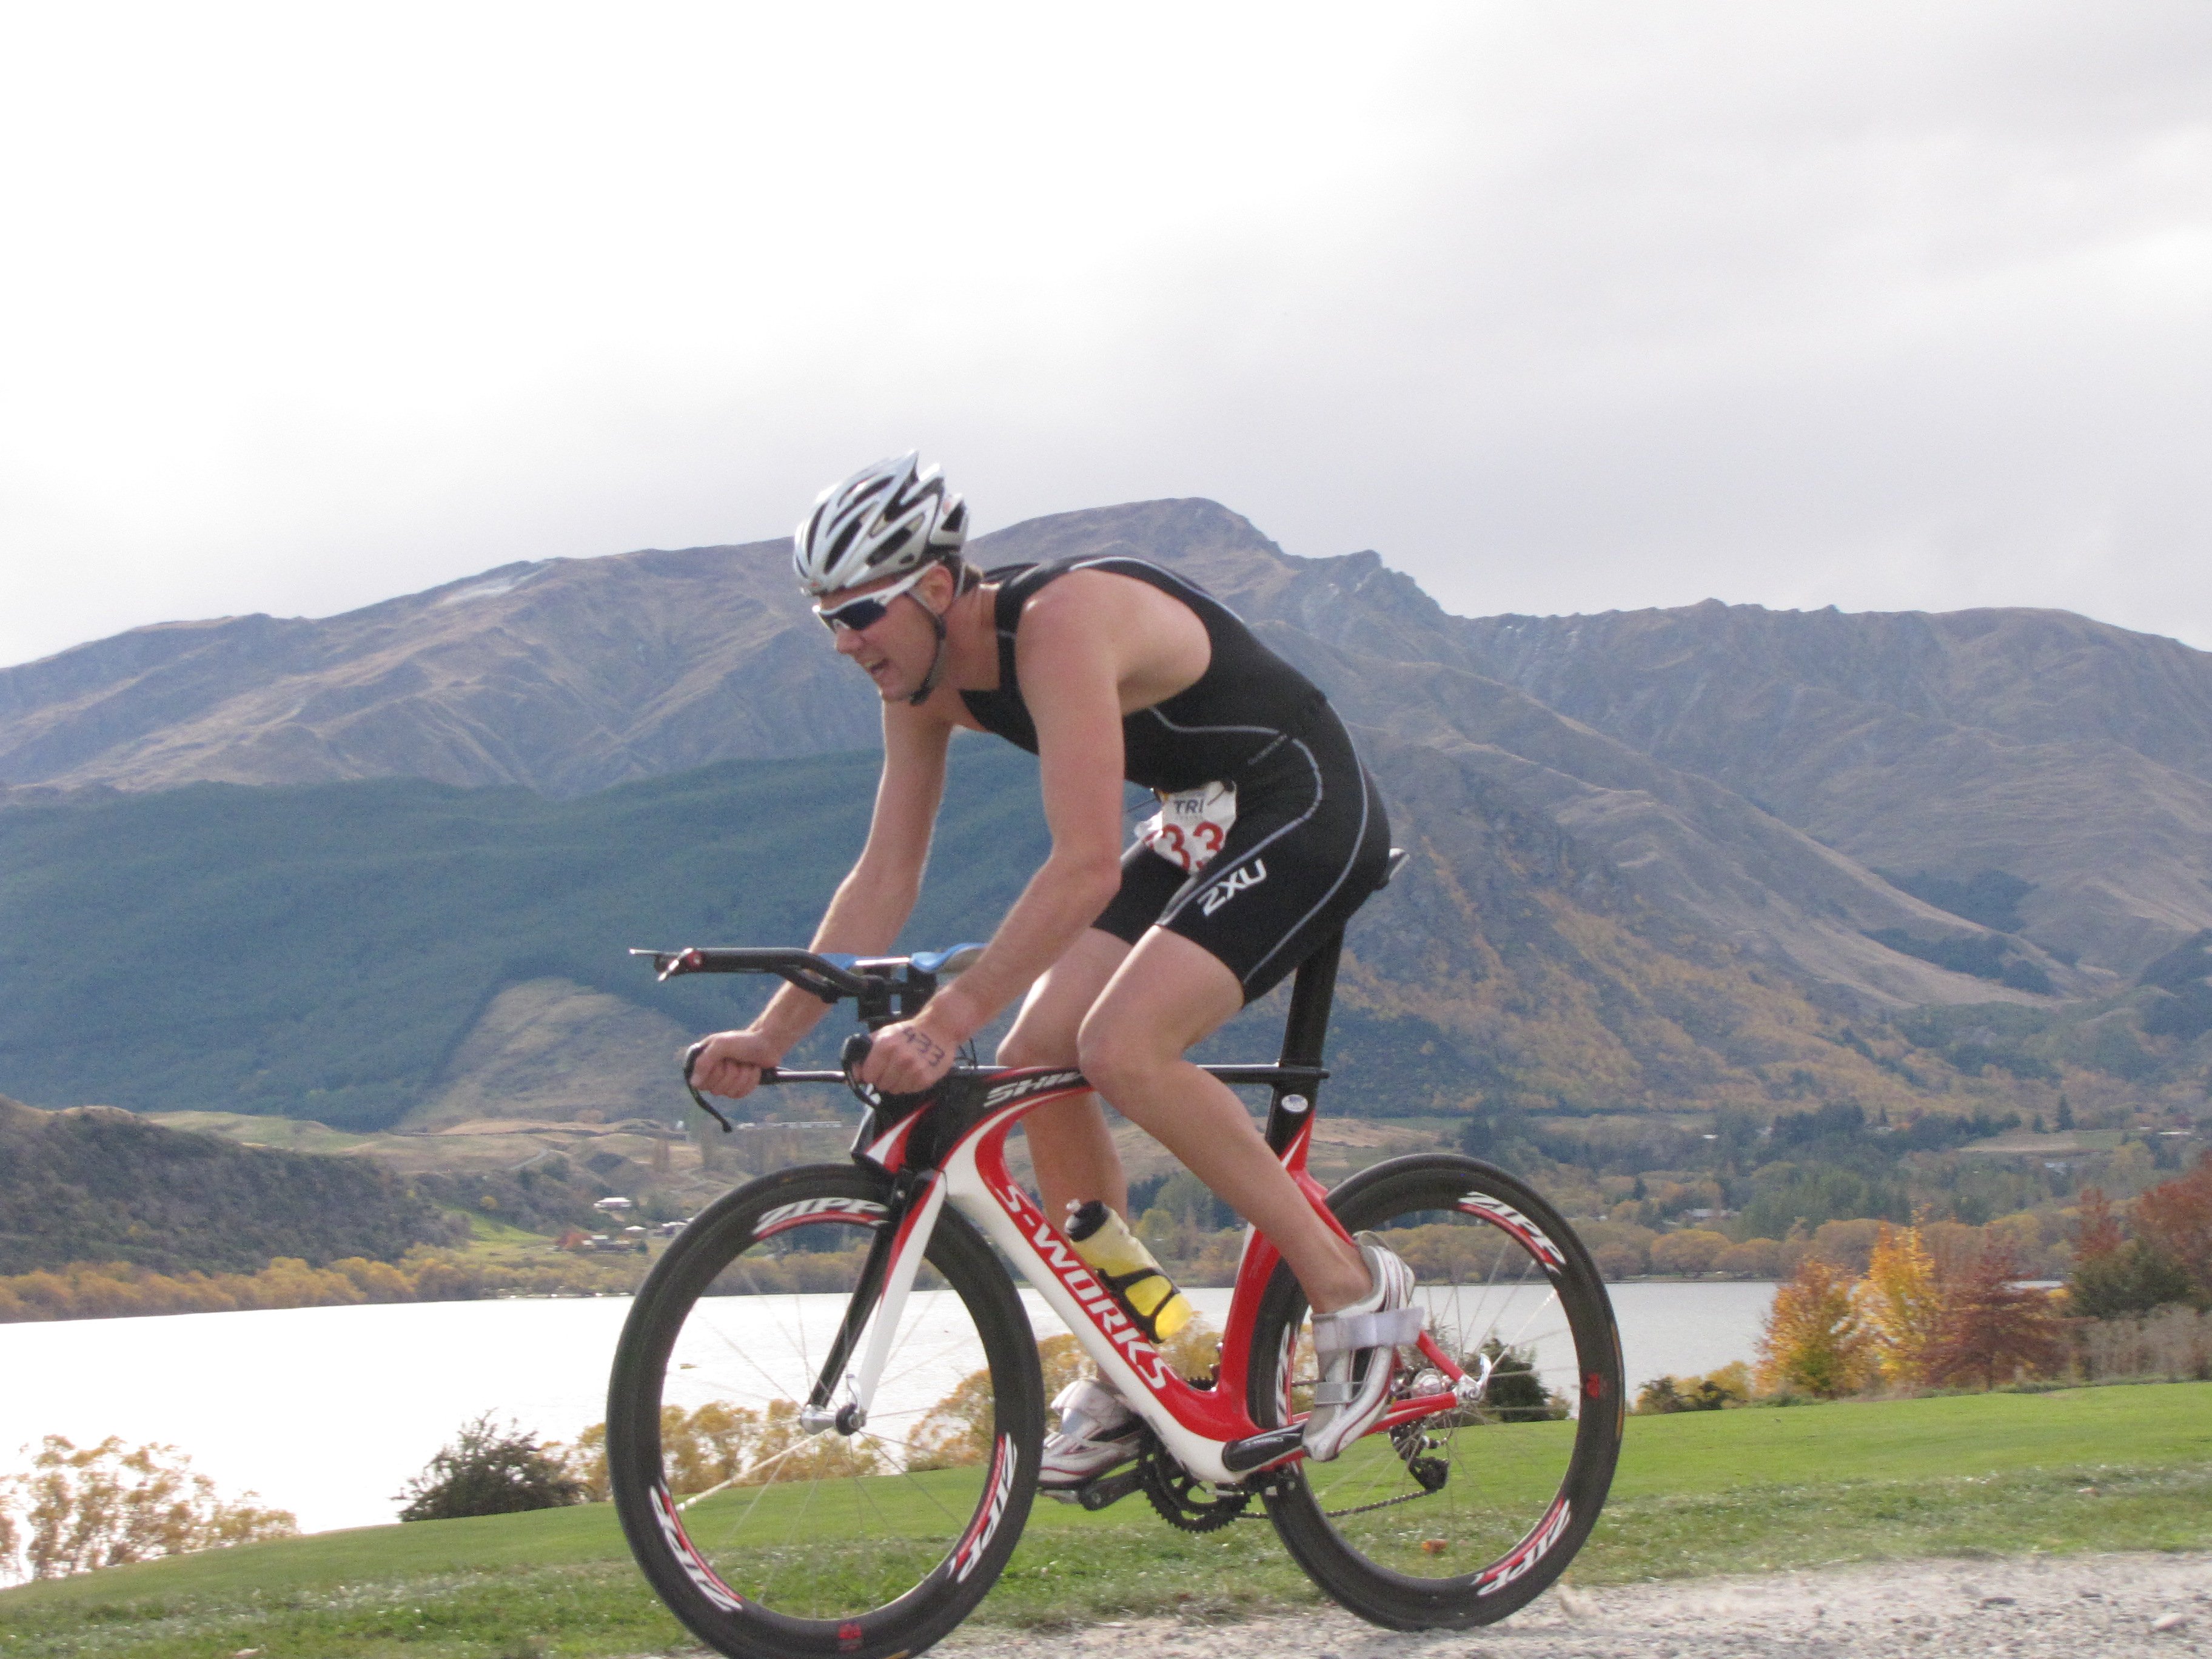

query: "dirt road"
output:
943 1552 2210 1659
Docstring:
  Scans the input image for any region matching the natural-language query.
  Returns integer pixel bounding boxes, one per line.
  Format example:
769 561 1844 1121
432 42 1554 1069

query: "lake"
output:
0 1281 1775 1535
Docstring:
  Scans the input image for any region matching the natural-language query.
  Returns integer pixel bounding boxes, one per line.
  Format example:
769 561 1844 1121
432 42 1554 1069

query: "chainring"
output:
1138 1446 1251 1533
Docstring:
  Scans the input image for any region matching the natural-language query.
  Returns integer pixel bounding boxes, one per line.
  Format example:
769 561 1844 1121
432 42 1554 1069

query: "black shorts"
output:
1091 710 1392 1002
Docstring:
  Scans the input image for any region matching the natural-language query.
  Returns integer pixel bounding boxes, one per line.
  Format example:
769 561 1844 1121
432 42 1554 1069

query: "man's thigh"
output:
998 927 1131 1064
1084 925 1244 1063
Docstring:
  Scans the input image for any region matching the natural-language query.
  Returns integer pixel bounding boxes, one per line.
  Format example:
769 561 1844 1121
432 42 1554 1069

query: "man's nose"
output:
833 626 863 656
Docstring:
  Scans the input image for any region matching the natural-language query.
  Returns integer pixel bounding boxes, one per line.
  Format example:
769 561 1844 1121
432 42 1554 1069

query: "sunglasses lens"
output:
819 597 888 632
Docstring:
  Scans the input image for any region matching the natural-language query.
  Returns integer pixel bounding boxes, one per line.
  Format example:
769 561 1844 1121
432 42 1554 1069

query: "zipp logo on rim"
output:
983 1070 1083 1108
1459 1191 1566 1271
758 1196 888 1230
950 1435 1018 1581
1199 860 1268 916
651 1483 745 1614
1475 1496 1572 1596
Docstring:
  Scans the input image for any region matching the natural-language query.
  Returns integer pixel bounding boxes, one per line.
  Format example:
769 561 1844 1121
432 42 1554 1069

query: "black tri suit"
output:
960 556 1392 1003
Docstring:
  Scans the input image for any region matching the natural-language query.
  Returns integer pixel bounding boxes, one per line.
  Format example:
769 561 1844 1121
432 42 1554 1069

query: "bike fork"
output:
800 1170 947 1435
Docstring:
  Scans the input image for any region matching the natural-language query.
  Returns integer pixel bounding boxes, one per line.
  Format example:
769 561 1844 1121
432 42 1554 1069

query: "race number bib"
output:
1137 780 1237 874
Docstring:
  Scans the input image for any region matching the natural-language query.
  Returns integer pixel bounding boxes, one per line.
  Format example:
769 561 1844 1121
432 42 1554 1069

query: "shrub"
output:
1634 1361 1751 1413
395 1415 583 1521
1470 1337 1567 1422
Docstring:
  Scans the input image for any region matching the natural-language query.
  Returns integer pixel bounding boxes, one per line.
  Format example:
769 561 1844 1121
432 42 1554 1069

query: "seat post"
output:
1263 928 1342 1153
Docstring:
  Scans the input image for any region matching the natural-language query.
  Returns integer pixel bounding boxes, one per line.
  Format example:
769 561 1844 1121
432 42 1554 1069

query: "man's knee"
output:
996 1024 1077 1070
1075 1011 1161 1101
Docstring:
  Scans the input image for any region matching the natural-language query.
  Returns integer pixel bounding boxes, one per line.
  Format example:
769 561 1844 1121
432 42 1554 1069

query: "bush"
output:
1634 1361 1751 1413
395 1415 583 1521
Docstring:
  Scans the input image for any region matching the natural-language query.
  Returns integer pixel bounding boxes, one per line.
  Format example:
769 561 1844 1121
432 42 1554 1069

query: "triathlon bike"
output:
608 903 1623 1659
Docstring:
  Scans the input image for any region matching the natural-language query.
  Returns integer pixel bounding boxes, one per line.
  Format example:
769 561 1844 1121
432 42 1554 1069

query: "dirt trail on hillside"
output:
940 1552 2211 1659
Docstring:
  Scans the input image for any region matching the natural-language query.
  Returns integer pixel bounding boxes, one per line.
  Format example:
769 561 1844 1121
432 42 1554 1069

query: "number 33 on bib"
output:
1137 780 1237 874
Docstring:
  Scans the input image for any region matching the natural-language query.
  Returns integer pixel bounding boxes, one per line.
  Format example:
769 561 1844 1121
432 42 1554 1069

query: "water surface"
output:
0 1281 1774 1534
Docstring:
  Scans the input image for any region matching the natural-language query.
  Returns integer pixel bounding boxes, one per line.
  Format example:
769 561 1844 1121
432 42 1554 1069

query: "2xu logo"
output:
1199 859 1268 917
983 1069 1084 1108
1458 1191 1566 1272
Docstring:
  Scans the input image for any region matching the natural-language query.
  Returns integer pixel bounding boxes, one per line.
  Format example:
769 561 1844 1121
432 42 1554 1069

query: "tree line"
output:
1641 1151 2212 1408
0 1244 647 1324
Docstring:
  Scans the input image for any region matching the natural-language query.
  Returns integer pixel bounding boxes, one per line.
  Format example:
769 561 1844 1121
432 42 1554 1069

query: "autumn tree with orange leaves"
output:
1755 1257 1873 1397
1854 1221 1945 1386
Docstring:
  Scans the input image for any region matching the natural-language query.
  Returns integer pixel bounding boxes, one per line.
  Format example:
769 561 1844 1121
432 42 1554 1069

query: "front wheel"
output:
606 1164 1044 1659
1248 1153 1623 1629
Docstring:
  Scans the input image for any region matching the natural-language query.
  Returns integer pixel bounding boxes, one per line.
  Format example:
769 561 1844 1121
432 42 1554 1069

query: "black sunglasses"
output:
814 565 931 633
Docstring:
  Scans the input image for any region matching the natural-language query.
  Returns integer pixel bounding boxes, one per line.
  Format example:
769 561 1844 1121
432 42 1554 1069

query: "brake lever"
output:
680 1039 780 1134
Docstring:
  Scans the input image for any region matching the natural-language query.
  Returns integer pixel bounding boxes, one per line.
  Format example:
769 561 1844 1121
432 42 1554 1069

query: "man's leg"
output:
1076 928 1372 1316
996 928 1131 1222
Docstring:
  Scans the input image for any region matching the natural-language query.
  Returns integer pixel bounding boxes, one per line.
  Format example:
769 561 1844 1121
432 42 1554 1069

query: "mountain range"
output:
6 499 2210 1128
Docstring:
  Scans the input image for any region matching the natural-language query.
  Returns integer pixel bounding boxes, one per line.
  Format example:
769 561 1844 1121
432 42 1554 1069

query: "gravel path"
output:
942 1553 2212 1659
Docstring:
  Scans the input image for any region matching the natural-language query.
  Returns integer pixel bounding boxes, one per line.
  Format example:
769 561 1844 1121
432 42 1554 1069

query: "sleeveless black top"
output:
959 557 1333 794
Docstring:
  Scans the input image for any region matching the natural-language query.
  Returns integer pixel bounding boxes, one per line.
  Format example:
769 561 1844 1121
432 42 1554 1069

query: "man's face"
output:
816 564 953 702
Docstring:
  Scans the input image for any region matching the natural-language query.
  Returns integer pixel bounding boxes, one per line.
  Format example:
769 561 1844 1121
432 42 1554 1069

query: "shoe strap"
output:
1310 1304 1423 1355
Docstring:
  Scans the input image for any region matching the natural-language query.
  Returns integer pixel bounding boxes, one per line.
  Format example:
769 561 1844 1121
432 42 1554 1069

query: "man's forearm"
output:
752 861 924 1049
927 851 1119 1039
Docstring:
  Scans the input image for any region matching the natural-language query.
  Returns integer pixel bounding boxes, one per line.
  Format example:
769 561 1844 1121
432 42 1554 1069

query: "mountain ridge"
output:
2 497 2195 1000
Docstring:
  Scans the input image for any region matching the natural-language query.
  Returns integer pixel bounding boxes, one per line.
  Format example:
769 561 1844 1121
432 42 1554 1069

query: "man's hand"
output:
689 1028 783 1100
859 1007 967 1095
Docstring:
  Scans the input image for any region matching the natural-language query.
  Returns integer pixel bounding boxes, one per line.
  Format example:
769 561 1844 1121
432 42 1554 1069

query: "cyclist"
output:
690 454 1412 1480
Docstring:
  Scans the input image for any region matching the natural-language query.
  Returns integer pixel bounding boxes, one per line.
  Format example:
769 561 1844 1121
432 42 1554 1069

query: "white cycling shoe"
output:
1038 1377 1145 1489
1302 1234 1422 1463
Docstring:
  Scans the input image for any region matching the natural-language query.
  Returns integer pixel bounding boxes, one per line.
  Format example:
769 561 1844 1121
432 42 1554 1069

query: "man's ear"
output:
919 561 959 612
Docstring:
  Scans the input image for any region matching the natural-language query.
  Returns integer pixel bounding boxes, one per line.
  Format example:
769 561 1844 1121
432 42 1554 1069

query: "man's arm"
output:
859 581 1128 1091
691 705 951 1098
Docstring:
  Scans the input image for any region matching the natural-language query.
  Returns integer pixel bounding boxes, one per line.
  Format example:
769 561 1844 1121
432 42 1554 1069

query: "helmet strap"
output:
905 570 956 706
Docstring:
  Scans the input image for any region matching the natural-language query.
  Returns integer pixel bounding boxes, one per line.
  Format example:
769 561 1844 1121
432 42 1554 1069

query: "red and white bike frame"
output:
845 1065 1470 1487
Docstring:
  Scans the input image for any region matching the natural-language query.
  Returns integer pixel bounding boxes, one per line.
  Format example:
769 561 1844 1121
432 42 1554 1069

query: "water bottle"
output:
1065 1199 1193 1343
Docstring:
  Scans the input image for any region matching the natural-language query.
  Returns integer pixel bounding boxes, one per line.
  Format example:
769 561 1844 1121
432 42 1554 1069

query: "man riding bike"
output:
689 454 1409 1482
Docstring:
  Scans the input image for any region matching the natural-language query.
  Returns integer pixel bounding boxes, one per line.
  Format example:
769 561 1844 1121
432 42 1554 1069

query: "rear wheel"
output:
606 1164 1043 1659
1248 1153 1623 1629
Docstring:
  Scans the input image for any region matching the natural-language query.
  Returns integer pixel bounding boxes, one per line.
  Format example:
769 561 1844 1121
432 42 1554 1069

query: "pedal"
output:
1070 1464 1147 1511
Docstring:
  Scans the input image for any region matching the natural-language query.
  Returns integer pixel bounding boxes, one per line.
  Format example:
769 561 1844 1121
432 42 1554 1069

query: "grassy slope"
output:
5 1384 2208 1656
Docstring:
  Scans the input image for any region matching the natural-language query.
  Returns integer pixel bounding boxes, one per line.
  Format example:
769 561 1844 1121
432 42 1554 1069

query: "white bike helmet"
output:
793 452 968 597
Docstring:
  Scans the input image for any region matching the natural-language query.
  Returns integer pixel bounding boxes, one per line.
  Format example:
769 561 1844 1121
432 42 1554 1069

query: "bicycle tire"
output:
608 1163 1044 1659
1248 1153 1623 1629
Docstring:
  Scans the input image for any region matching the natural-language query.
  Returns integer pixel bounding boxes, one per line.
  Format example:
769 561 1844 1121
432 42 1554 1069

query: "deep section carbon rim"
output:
1250 1153 1624 1629
607 1165 1042 1659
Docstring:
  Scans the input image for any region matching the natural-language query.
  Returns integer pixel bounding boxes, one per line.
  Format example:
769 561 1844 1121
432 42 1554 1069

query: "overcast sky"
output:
3 2 2209 669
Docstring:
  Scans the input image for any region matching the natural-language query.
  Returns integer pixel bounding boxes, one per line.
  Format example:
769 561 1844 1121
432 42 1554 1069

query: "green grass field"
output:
5 1382 2208 1658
